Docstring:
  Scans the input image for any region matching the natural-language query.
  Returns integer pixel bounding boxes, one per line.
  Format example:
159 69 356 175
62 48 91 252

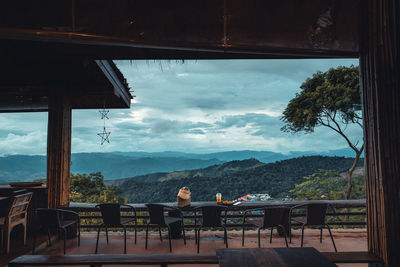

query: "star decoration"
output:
99 109 109 120
97 127 111 145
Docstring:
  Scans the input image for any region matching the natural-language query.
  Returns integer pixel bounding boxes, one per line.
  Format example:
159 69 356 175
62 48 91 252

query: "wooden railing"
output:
67 200 366 230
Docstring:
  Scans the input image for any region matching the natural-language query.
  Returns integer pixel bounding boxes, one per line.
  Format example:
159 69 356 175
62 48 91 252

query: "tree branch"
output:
321 112 360 153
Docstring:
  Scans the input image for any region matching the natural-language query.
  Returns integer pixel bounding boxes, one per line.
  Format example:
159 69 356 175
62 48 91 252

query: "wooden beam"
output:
46 92 71 208
95 60 131 107
360 0 400 266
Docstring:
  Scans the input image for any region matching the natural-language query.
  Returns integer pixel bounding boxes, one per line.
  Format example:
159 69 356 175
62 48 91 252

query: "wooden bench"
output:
321 251 383 265
9 252 384 267
8 254 220 267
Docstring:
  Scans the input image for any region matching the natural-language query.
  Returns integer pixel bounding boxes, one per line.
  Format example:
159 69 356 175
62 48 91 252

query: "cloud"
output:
0 59 361 155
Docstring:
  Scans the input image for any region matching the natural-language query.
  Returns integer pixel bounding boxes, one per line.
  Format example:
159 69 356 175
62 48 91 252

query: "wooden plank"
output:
46 92 72 208
321 252 383 263
216 248 336 267
359 0 400 266
8 254 219 266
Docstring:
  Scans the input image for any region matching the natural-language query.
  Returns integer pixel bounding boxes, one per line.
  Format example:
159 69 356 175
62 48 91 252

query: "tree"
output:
70 172 123 203
281 66 363 199
290 169 345 200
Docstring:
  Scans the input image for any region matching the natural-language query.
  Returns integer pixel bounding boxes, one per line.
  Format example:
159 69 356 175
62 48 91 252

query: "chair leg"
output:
145 224 149 249
78 222 81 247
224 226 228 248
300 225 305 248
289 222 292 243
197 228 201 254
134 220 137 244
258 228 261 248
159 226 162 242
182 221 186 245
194 226 197 244
320 226 323 243
167 225 172 252
32 230 37 255
194 217 198 244
105 227 109 244
47 229 52 246
123 226 127 254
5 227 11 254
0 228 3 254
95 226 101 254
242 225 245 247
279 225 289 248
326 225 337 252
270 227 273 243
23 222 27 246
63 228 67 255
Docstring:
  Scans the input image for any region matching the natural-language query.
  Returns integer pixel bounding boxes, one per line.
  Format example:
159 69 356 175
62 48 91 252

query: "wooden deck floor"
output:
2 229 368 267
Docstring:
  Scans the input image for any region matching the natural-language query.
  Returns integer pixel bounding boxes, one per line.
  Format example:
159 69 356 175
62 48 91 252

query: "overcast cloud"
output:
0 59 361 155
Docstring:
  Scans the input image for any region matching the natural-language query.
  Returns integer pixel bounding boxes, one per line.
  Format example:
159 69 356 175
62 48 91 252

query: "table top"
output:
216 248 337 267
69 199 366 212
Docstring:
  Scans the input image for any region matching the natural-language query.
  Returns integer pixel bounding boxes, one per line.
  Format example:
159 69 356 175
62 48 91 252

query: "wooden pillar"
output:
46 92 72 208
359 0 400 266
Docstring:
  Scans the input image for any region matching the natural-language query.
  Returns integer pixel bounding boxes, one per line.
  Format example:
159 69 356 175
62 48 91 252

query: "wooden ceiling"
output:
0 0 360 59
0 0 360 111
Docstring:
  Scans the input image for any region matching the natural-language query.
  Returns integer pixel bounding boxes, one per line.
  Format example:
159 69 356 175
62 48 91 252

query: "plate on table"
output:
9 182 43 188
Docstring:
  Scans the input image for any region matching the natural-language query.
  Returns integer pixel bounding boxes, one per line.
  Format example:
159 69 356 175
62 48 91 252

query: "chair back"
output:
36 208 62 228
7 192 32 225
97 203 123 226
146 204 166 225
306 203 328 225
198 206 225 227
263 207 290 228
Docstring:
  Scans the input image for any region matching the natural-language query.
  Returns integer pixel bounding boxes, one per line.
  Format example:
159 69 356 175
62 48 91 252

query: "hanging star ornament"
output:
99 108 110 120
97 127 111 145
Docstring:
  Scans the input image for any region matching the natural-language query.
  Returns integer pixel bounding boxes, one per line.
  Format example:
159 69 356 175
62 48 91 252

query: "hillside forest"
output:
68 156 365 204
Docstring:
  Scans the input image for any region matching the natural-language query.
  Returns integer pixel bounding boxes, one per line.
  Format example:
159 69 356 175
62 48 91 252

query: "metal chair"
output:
95 203 137 254
0 192 32 254
242 206 289 248
289 203 337 252
145 203 186 252
194 205 228 253
32 208 80 255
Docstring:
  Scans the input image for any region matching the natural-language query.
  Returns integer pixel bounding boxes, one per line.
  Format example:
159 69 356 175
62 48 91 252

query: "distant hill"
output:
113 148 362 163
0 155 47 184
70 153 222 180
120 156 364 203
108 158 264 186
0 153 222 184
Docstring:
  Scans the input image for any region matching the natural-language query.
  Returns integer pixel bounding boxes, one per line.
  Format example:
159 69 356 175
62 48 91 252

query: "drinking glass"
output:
216 193 222 204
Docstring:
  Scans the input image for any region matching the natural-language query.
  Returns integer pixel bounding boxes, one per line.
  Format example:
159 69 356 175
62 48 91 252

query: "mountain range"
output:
0 148 360 184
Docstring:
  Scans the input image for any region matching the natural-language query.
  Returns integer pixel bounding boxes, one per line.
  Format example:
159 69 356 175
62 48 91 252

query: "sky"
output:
0 59 362 156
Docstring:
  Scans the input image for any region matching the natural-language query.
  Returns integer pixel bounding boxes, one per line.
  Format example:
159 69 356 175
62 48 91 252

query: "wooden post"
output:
46 92 72 208
359 0 400 266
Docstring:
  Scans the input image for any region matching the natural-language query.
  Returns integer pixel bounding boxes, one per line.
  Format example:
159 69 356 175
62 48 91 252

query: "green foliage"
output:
70 172 123 203
290 169 365 200
281 65 361 133
290 169 345 200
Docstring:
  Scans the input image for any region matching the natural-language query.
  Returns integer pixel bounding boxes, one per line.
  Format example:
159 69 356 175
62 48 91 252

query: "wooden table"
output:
216 248 337 267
